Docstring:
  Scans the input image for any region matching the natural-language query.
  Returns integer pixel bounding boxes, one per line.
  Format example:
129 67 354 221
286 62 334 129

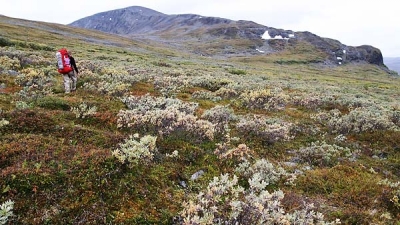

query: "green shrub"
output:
0 37 13 47
15 41 54 51
36 97 70 110
228 69 246 75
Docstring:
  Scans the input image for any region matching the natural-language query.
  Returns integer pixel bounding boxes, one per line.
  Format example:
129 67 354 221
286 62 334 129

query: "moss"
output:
299 165 380 200
130 82 156 96
297 164 385 222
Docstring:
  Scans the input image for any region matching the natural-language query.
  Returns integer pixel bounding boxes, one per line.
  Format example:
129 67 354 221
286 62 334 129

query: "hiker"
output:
63 50 79 93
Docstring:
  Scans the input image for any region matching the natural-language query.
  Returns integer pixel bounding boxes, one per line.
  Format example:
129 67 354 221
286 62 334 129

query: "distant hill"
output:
70 6 385 67
384 57 400 74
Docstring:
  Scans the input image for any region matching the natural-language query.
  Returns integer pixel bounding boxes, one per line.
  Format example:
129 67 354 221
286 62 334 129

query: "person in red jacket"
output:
63 51 79 93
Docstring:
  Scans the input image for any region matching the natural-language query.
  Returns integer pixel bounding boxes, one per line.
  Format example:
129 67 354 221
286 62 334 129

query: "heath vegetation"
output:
1 16 400 224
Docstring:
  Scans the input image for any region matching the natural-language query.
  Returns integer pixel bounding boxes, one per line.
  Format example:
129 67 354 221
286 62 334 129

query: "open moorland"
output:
1 15 400 224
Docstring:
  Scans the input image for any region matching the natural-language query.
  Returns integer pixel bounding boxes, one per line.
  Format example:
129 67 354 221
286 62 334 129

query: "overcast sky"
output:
1 0 399 57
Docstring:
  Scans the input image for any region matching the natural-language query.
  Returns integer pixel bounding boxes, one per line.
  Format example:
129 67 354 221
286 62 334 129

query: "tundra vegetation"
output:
1 16 400 224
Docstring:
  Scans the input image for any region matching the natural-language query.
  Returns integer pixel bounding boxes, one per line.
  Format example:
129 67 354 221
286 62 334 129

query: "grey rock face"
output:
294 32 383 65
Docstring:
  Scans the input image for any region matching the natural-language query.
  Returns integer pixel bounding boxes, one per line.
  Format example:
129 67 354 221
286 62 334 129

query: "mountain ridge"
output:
70 6 386 68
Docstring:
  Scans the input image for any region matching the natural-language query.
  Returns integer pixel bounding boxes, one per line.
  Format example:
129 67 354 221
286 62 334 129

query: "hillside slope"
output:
1 15 400 224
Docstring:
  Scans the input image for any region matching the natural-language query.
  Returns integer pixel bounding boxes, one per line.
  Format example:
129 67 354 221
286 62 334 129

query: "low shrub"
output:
293 141 353 167
238 88 289 111
228 69 246 75
36 97 70 110
179 160 337 224
118 95 215 141
0 55 20 70
152 61 171 67
201 105 237 134
71 102 98 119
311 106 398 134
0 200 14 225
0 37 13 47
236 115 294 144
6 109 56 133
112 134 158 167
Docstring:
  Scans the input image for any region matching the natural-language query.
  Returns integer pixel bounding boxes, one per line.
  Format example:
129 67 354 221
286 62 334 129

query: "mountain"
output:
384 57 400 74
70 6 385 67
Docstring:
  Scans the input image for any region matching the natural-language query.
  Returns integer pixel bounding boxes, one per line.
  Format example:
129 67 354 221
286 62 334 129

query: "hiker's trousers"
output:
63 71 77 93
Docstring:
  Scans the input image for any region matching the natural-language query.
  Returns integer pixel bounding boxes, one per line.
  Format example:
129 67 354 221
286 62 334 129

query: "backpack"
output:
56 48 73 74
